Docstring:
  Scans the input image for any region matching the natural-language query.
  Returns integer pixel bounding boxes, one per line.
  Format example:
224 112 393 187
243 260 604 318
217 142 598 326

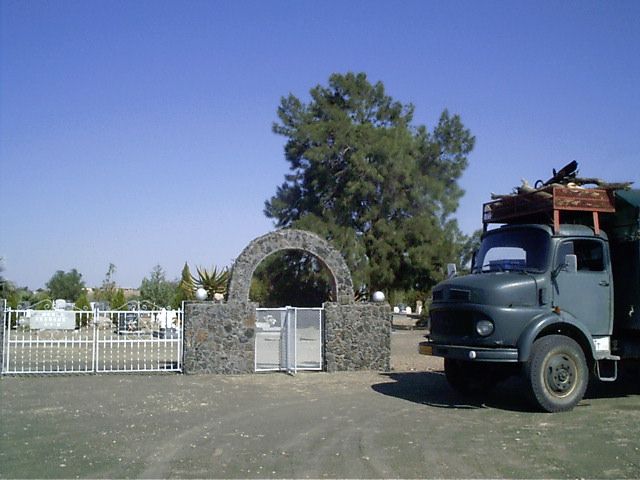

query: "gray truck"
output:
419 184 640 412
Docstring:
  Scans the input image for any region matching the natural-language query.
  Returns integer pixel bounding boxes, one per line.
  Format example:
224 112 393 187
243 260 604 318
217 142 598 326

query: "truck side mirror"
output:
565 254 577 274
552 254 578 279
447 263 457 278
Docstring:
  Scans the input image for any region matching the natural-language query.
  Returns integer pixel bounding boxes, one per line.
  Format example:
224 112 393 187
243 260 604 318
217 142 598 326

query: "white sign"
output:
29 311 76 330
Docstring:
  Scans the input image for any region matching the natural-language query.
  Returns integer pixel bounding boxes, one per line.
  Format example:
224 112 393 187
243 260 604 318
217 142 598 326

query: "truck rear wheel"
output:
444 358 500 396
525 335 588 412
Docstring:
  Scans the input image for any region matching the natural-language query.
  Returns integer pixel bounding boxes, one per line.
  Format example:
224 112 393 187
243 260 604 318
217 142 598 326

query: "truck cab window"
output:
474 228 550 273
557 240 604 272
574 240 604 271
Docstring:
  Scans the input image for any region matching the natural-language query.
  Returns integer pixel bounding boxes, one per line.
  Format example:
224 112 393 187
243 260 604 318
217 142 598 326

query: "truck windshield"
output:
473 228 550 273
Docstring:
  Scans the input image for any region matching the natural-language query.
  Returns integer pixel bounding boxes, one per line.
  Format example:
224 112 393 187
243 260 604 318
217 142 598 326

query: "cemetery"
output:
2 229 392 376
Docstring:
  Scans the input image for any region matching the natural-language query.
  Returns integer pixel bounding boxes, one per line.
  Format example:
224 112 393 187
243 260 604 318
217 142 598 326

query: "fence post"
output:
179 301 185 372
285 307 297 375
1 299 6 374
92 307 99 372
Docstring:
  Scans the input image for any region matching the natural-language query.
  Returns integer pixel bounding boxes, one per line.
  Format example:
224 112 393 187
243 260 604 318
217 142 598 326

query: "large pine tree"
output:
265 72 475 296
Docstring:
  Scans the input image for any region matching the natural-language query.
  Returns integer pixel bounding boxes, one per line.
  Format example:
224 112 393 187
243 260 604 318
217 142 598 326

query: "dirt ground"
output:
2 329 640 479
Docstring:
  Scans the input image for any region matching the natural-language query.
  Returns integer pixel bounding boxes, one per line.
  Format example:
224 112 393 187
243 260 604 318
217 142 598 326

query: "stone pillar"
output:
183 301 256 374
324 302 392 372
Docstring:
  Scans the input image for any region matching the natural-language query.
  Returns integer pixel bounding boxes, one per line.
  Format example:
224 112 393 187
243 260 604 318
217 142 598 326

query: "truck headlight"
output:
475 319 494 336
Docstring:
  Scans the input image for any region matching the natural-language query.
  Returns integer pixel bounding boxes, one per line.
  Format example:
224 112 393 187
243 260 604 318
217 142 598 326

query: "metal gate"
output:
255 307 323 373
2 305 183 374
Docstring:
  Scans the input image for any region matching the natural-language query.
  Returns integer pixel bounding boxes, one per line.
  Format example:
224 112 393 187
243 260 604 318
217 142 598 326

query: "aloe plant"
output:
192 266 229 299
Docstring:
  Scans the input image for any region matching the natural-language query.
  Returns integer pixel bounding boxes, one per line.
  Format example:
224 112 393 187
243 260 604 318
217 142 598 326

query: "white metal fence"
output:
2 305 183 374
255 307 323 373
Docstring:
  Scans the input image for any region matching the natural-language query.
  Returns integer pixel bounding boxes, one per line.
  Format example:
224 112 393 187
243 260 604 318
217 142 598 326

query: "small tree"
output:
46 269 85 302
173 262 195 307
0 256 7 300
140 265 177 308
4 282 20 309
29 289 52 309
75 291 92 327
95 263 117 305
111 289 127 310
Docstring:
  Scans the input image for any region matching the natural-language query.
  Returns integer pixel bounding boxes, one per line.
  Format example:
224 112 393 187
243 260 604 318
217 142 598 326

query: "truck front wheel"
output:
525 335 588 412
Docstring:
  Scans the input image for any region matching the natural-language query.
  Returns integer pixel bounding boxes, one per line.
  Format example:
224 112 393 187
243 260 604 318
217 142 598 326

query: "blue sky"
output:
1 0 639 289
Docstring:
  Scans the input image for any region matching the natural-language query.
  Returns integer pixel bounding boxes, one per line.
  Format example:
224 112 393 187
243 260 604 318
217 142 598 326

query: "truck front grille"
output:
430 310 475 336
432 287 471 302
449 289 471 301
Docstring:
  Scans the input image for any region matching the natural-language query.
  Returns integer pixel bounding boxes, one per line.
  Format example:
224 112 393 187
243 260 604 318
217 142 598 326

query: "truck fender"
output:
516 312 597 363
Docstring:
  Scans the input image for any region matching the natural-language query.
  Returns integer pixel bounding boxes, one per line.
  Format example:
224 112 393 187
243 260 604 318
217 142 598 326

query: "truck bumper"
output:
419 341 519 362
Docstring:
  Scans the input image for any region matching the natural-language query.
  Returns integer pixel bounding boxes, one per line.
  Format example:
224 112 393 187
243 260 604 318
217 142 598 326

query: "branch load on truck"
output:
419 163 639 412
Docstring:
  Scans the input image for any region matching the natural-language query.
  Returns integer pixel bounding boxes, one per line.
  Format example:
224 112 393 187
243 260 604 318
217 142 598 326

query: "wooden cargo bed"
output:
483 186 616 234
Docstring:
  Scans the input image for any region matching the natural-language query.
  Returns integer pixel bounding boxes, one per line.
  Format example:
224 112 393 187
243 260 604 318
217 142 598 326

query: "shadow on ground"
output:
373 369 640 413
585 369 640 400
372 371 537 412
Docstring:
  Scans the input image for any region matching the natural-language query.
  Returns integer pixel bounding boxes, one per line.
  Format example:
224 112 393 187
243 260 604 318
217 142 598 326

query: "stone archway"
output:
227 229 355 305
183 228 391 375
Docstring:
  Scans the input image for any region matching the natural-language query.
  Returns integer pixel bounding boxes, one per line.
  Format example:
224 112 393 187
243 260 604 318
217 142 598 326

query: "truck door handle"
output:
599 280 610 286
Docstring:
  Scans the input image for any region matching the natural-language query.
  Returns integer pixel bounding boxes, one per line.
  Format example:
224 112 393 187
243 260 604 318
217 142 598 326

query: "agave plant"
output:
192 266 230 299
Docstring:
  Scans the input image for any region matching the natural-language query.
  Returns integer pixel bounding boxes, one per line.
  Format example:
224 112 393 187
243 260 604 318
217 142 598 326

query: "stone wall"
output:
182 300 392 374
324 302 392 372
183 301 256 374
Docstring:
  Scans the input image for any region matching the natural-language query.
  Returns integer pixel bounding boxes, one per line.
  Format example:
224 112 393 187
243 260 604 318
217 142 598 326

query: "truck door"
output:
553 239 613 335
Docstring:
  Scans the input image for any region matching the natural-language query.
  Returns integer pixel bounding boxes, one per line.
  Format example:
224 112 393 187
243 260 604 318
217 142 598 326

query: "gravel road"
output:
2 330 640 478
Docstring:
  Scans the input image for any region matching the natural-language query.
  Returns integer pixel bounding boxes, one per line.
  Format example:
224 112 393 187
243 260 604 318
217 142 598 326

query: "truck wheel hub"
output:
546 355 575 395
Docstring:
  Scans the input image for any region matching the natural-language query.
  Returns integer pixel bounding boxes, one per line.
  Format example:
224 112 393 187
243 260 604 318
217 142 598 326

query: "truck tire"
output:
525 335 588 413
444 358 499 396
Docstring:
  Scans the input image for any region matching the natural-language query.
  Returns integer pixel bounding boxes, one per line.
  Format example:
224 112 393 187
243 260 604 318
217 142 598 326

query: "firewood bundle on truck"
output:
419 161 639 412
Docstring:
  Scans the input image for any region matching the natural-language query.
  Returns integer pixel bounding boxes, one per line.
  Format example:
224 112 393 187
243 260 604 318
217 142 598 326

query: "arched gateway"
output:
227 229 355 305
183 229 391 375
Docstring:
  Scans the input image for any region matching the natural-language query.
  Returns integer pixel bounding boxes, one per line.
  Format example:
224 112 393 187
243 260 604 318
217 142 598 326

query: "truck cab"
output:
420 186 639 412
